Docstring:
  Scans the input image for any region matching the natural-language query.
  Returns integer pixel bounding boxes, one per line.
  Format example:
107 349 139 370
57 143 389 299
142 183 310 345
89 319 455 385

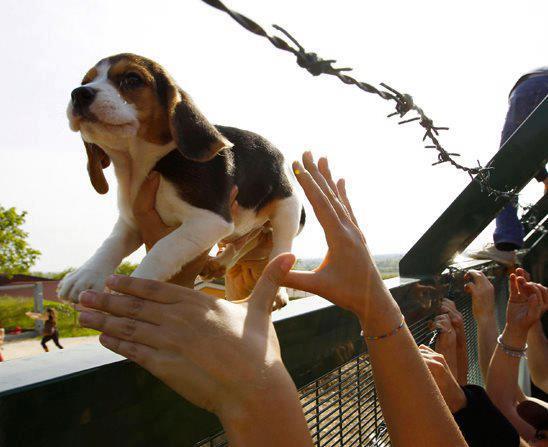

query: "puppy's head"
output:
68 53 232 194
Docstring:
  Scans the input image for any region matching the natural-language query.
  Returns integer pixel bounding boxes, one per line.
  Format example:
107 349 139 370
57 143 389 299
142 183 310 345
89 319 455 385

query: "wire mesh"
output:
195 284 486 447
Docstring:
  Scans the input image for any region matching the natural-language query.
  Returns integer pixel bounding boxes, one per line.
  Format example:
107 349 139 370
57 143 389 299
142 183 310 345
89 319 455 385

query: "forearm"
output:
456 344 468 385
486 329 535 440
359 283 467 446
476 313 499 382
220 368 313 447
526 321 548 393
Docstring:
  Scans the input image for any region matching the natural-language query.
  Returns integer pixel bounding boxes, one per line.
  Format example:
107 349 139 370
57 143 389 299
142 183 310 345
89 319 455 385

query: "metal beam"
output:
400 96 548 276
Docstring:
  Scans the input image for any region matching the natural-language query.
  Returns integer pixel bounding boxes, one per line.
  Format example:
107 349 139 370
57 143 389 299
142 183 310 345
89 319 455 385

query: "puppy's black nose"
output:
71 86 96 111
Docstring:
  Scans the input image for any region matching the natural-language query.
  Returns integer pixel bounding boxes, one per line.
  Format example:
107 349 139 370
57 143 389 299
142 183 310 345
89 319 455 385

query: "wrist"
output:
218 365 295 426
474 311 496 324
501 326 527 349
446 386 467 414
357 289 403 338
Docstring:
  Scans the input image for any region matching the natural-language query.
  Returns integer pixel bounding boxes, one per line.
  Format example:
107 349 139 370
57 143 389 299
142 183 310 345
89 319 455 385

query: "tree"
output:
0 206 41 277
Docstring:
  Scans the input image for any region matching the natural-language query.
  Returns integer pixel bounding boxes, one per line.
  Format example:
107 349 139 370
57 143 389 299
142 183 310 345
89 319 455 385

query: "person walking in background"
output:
471 67 548 266
26 308 64 352
0 327 4 362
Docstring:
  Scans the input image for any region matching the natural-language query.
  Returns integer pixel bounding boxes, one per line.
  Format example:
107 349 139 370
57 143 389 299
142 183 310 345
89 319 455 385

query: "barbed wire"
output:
201 0 518 201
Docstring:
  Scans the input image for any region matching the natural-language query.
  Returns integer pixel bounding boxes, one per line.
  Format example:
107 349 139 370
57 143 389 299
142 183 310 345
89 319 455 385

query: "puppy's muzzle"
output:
71 86 96 116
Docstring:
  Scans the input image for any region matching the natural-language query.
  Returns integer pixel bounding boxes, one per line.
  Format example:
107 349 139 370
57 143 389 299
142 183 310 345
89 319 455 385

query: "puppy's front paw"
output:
272 287 289 311
57 269 109 303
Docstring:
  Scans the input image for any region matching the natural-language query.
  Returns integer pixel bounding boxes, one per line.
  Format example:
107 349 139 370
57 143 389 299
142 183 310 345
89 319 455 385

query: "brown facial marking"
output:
107 56 171 145
81 67 98 85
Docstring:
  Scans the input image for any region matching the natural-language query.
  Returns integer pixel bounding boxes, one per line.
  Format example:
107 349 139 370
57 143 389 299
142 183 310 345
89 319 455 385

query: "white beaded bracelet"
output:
497 334 528 358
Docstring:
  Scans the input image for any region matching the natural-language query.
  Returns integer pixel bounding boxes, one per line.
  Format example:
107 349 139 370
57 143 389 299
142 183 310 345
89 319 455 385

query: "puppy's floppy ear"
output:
167 86 233 162
84 140 110 194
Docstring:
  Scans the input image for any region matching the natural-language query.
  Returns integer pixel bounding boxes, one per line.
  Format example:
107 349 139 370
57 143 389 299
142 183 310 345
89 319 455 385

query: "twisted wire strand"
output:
202 0 517 200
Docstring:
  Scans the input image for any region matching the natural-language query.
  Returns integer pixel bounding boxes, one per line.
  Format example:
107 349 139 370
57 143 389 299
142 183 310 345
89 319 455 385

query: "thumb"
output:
249 253 295 313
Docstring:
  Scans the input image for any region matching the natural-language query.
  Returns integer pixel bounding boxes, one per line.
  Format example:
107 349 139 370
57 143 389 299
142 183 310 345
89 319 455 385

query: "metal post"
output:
33 282 44 335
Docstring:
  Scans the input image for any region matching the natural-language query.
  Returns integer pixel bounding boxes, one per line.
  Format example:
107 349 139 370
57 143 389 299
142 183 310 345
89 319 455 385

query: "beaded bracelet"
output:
497 334 528 358
364 315 406 341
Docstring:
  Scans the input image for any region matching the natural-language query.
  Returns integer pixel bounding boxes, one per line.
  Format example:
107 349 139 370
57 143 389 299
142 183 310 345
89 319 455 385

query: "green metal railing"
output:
0 100 546 447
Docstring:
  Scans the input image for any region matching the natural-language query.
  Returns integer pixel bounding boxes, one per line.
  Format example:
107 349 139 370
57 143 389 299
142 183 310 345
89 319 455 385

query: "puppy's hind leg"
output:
268 196 302 310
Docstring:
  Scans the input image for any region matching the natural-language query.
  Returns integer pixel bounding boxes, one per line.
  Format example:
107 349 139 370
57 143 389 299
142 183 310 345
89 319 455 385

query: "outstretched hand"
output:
502 273 546 349
78 253 296 419
283 152 397 335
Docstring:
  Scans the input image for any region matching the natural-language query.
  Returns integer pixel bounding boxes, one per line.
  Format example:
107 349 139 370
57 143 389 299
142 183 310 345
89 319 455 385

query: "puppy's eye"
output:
120 73 143 90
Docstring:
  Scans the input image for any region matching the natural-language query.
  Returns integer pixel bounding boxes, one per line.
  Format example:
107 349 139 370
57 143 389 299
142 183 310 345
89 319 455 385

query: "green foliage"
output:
115 261 138 276
34 262 137 280
32 268 75 280
0 297 98 338
0 206 41 277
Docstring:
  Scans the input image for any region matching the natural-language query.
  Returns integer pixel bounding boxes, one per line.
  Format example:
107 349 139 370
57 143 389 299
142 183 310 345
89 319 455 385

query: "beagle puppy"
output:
58 53 304 308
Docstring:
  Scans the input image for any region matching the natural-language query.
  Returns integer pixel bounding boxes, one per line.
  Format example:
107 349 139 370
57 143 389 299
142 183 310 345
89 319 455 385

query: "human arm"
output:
25 311 47 321
464 270 498 382
433 313 459 380
516 268 548 394
132 172 263 294
283 153 467 446
486 275 545 441
527 318 548 394
440 298 468 385
420 345 521 447
78 254 313 447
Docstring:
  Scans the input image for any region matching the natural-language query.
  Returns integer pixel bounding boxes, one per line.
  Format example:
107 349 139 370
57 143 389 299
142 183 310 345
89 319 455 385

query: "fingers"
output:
133 171 160 218
317 157 339 197
434 314 453 333
99 333 158 367
79 290 163 325
249 253 295 313
106 275 183 304
79 310 163 348
302 152 348 221
515 267 531 281
336 178 358 226
440 299 463 327
509 273 519 299
464 270 482 281
293 160 342 237
464 281 476 295
282 270 321 296
515 276 537 302
536 283 548 311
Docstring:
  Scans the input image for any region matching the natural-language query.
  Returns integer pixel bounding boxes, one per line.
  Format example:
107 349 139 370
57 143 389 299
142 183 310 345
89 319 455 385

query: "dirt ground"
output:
1 335 100 362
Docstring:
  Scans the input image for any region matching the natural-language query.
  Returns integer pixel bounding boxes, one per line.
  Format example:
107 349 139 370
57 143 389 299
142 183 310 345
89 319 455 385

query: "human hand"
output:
78 253 296 421
132 172 178 251
503 274 546 348
419 345 467 414
440 299 468 385
283 153 399 335
433 314 458 379
133 172 266 294
464 270 495 322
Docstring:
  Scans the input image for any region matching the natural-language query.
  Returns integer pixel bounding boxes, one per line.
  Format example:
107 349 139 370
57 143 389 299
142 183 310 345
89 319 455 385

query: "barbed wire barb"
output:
201 0 518 201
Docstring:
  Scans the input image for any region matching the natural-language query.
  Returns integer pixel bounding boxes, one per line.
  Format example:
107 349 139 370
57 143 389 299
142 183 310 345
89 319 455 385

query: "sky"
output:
0 0 546 272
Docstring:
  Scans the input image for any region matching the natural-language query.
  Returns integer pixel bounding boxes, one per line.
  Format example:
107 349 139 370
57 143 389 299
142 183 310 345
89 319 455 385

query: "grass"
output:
0 296 98 338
